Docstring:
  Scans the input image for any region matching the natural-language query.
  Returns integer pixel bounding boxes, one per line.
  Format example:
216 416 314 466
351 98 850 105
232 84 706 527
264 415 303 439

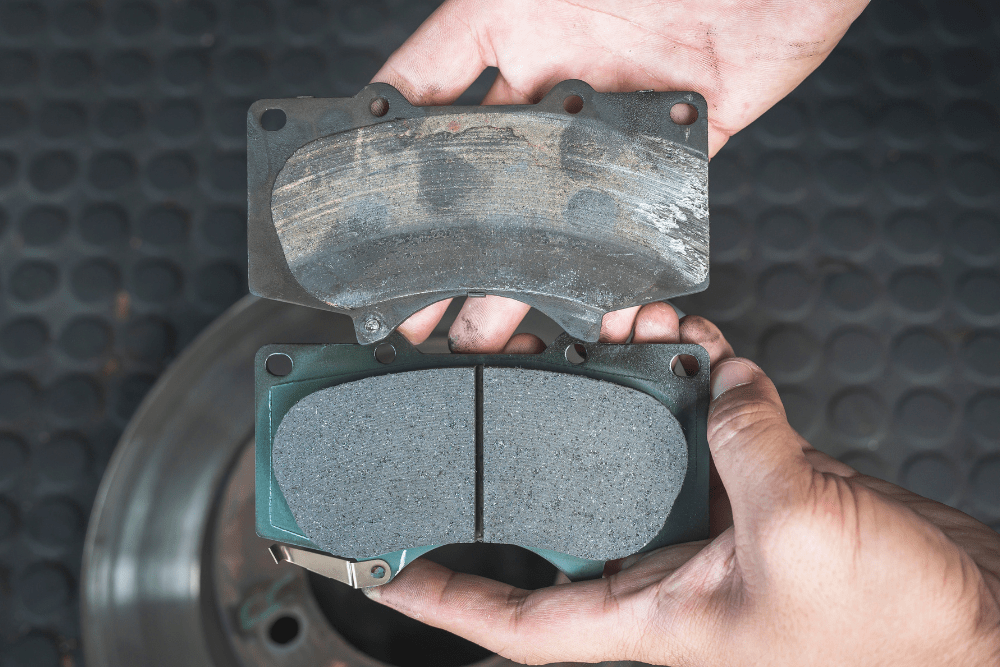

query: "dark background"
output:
0 0 999 664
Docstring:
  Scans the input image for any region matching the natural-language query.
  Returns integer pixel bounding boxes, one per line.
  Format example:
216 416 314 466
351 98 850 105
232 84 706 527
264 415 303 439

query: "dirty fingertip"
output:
710 359 757 401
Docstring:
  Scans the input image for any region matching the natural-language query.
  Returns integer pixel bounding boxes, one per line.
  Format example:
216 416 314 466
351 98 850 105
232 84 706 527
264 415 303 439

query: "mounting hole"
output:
671 354 700 377
563 94 584 114
265 352 293 376
565 343 587 364
267 615 301 646
260 108 286 131
370 565 386 579
369 97 389 117
670 102 698 125
374 343 396 364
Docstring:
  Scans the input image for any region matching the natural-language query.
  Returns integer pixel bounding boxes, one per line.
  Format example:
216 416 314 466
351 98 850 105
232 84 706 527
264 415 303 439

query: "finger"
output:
366 558 663 664
632 302 680 344
599 306 640 343
370 0 490 105
709 456 733 538
397 299 453 345
481 69 533 105
449 296 531 353
708 358 813 531
502 332 546 354
678 315 735 366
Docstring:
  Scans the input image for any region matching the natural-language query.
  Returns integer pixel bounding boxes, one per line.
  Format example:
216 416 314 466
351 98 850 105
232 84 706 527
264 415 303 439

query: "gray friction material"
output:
272 368 475 558
482 367 687 561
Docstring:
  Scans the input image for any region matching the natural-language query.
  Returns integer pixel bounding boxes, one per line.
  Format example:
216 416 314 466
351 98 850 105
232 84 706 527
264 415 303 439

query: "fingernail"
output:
711 359 755 400
362 585 381 601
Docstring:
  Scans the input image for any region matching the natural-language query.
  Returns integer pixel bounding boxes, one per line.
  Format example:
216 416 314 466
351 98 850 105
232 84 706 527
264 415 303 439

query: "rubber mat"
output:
0 0 998 663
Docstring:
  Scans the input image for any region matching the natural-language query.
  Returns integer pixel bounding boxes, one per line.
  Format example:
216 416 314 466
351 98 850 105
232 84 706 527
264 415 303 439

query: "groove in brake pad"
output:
272 367 685 561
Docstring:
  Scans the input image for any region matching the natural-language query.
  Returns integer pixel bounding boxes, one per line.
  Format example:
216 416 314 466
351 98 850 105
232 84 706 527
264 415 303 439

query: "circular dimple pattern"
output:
38 433 91 485
10 261 59 303
758 208 810 255
828 387 886 442
945 101 997 148
961 332 1000 381
46 375 103 422
116 374 156 421
901 453 958 503
79 203 130 246
70 259 121 302
887 210 939 256
139 205 189 246
823 268 879 314
28 151 76 193
56 2 101 37
132 259 182 303
26 497 84 551
1 317 48 359
121 317 175 363
817 102 867 146
895 389 956 445
194 262 244 307
826 327 883 381
893 328 951 379
953 213 999 261
19 206 69 246
969 456 1000 509
759 325 820 380
16 563 73 615
758 265 813 317
89 152 137 190
98 100 144 138
967 391 1000 442
202 207 246 248
59 317 112 360
889 269 945 314
0 434 27 486
956 271 1000 320
38 101 86 138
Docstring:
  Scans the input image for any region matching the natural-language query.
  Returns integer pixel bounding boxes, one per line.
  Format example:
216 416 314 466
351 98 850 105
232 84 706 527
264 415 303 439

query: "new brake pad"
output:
256 334 709 584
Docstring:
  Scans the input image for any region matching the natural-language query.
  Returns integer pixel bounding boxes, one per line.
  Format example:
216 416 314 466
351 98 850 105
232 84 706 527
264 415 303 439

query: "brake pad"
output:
247 81 709 344
256 334 709 583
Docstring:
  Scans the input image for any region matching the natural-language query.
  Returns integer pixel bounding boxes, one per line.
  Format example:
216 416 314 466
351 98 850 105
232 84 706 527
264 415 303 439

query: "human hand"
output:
366 304 1000 666
374 0 871 350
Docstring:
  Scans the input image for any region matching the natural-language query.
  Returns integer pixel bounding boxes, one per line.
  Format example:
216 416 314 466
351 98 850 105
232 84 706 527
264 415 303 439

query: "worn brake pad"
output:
248 81 709 343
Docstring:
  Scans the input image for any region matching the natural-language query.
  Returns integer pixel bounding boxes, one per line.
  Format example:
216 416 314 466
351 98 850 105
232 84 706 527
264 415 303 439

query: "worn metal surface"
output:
270 545 392 589
255 333 710 582
248 81 709 343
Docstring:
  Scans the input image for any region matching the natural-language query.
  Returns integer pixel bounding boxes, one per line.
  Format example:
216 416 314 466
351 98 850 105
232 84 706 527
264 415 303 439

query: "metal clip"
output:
269 544 392 588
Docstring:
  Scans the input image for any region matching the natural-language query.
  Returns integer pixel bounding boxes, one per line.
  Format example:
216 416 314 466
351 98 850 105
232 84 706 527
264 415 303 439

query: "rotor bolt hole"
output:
670 102 698 125
565 343 587 364
671 353 700 377
265 353 293 376
563 94 584 114
374 343 396 364
370 97 389 117
267 614 301 646
370 565 386 579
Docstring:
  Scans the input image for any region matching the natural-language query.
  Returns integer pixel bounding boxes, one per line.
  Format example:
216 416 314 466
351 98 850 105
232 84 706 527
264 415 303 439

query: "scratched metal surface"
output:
251 84 709 344
0 0 998 664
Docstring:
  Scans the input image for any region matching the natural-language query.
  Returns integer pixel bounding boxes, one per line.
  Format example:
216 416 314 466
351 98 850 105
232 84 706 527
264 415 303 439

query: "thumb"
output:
707 358 812 533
